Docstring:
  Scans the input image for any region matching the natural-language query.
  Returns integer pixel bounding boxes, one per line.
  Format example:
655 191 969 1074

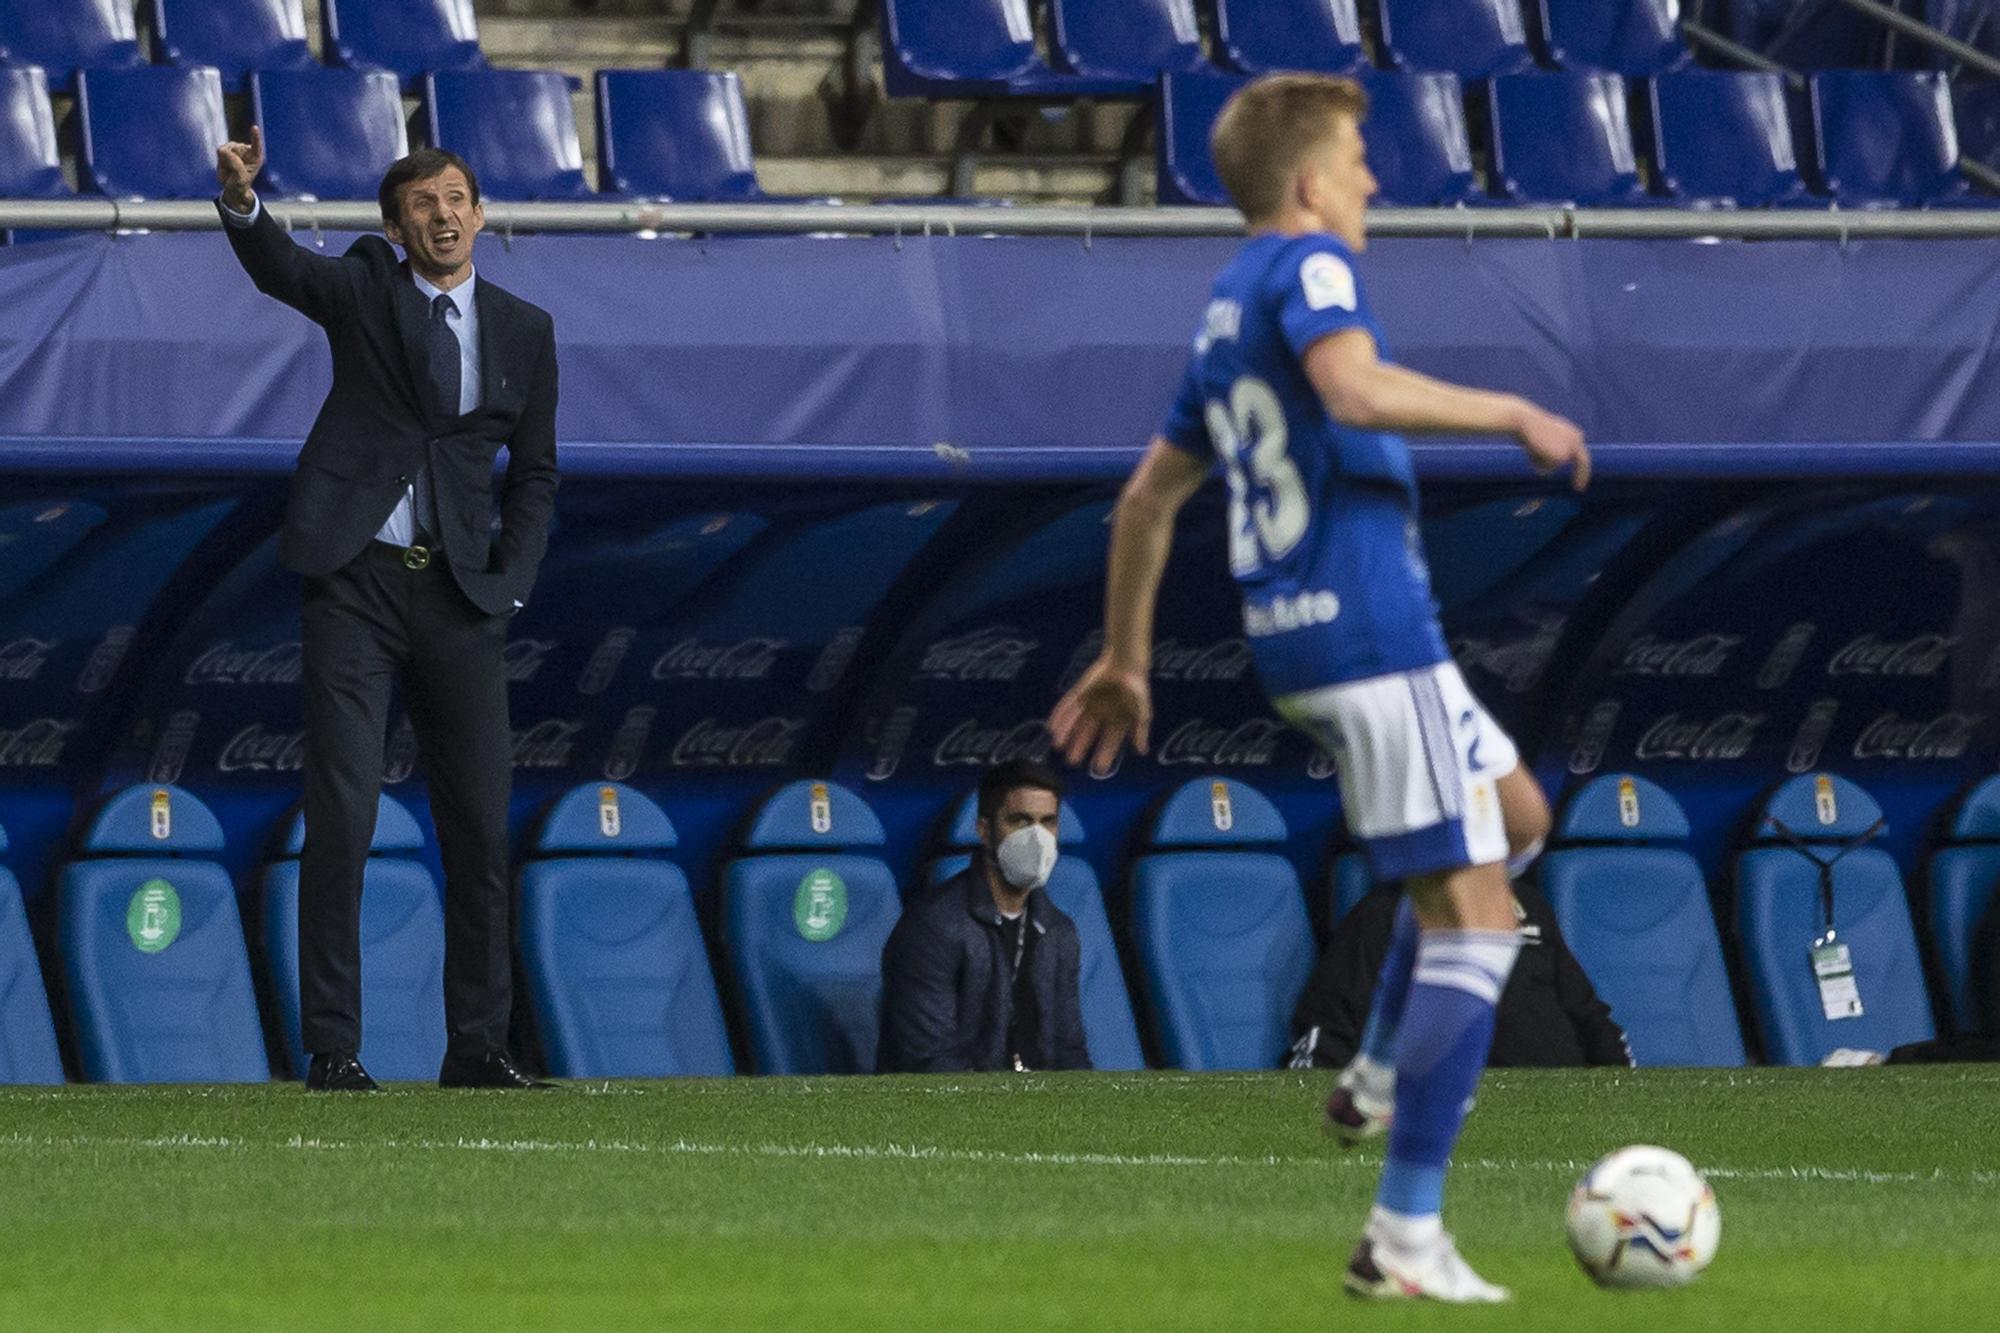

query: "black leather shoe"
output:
438 1051 555 1090
305 1052 380 1092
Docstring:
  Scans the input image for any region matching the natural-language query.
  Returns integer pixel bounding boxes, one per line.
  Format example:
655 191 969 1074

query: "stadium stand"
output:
251 67 410 202
0 820 63 1084
1328 852 1371 929
1811 71 1973 206
1925 775 2000 1036
1047 0 1207 91
0 67 70 242
1378 0 1537 79
1130 778 1315 1071
519 783 734 1079
595 69 765 201
927 792 1146 1071
425 69 594 201
1537 0 1690 76
879 0 1074 97
1539 775 1748 1067
149 0 316 94
1488 72 1649 205
261 796 446 1082
721 780 901 1075
1359 71 1483 205
0 0 144 94
1155 67 1242 206
1735 774 1936 1066
322 0 486 87
76 66 228 200
55 786 268 1084
1649 70 1814 207
1212 0 1367 75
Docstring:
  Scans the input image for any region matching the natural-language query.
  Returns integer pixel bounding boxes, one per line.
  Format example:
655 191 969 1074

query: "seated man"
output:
878 759 1091 1073
1290 879 1631 1069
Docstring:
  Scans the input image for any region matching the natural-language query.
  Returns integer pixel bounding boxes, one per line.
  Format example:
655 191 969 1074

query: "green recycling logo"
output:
794 868 848 942
127 878 182 954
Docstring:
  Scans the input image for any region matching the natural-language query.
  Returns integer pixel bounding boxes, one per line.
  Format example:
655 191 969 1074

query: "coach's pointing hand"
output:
216 126 264 212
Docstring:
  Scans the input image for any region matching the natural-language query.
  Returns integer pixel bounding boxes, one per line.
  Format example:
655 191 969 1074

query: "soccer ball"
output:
1565 1145 1720 1289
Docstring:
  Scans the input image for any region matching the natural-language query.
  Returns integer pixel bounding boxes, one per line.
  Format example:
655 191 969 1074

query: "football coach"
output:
215 129 558 1092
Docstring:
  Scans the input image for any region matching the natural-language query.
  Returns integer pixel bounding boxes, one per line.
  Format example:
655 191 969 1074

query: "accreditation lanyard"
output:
1003 909 1030 1070
1765 815 1883 1021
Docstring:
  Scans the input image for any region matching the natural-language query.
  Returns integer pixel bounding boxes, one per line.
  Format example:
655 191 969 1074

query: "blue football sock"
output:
1374 929 1521 1225
1356 895 1419 1069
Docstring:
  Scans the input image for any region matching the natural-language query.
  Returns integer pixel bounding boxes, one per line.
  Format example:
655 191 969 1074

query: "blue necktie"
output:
415 292 460 540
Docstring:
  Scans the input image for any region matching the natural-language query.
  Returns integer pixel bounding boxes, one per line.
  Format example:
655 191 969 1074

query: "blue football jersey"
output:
1161 232 1449 696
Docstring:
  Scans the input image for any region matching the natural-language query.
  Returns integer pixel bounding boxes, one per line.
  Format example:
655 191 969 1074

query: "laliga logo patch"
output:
1814 774 1838 826
150 789 172 840
598 785 622 839
1300 252 1356 312
1211 780 1234 832
1617 777 1641 828
809 782 833 835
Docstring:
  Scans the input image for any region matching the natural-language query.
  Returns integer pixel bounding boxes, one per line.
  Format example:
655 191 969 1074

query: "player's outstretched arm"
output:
1304 329 1591 491
1048 438 1211 775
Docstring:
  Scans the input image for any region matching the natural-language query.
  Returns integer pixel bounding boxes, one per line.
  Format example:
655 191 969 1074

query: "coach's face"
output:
385 167 484 281
1303 116 1376 252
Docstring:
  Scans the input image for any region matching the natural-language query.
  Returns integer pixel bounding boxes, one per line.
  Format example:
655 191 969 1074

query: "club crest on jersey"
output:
1300 253 1356 312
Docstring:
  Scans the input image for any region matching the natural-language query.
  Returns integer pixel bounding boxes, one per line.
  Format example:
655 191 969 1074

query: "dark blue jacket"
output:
877 864 1091 1073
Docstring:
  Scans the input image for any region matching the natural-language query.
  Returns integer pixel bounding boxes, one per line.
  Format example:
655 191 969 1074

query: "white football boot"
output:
1343 1232 1511 1304
1321 1055 1393 1146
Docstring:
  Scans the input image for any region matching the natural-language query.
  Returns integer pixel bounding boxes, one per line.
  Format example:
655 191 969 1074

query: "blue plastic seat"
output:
926 792 1145 1071
1214 0 1366 75
1925 777 2000 1036
1489 72 1648 204
1734 774 1935 1066
0 821 63 1084
77 67 228 200
1361 71 1483 206
879 0 1145 100
0 66 71 243
1650 71 1812 208
1049 0 1205 91
424 70 592 202
519 783 734 1078
252 69 410 201
262 795 444 1081
1812 71 1971 207
323 0 484 87
0 0 144 94
1130 778 1315 1071
720 781 902 1075
1379 0 1536 79
1329 852 1371 928
1538 0 1689 76
1157 68 1248 205
56 786 269 1083
595 69 763 201
1539 775 1746 1066
150 0 314 93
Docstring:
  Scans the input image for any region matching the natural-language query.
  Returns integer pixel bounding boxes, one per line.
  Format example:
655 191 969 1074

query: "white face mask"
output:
994 824 1058 892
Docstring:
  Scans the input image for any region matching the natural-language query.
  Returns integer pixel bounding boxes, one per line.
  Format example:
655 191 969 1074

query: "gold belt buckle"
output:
402 544 431 570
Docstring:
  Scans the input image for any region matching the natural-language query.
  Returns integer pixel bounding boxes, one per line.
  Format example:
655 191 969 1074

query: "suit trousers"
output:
298 540 514 1060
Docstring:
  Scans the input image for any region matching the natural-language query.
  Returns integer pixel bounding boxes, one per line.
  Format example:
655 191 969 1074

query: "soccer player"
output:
1047 74 1589 1303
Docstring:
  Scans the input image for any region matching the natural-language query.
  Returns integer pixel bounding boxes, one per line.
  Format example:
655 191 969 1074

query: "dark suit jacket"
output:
218 201 559 614
877 866 1092 1074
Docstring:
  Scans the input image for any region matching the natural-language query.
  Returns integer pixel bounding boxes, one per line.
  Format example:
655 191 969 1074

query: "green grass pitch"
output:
1 1067 1996 1330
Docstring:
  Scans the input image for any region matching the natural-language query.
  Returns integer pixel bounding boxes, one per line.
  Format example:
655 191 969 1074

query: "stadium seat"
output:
76 67 228 200
0 820 64 1084
879 0 1144 100
1538 0 1690 76
1360 71 1484 206
1649 70 1813 208
926 792 1146 1071
1811 71 1972 207
261 796 444 1082
1379 0 1536 79
519 783 734 1078
0 0 143 94
1539 775 1747 1066
1049 0 1206 91
0 67 71 243
1130 778 1315 1071
1734 774 1935 1066
252 69 410 201
1213 0 1366 75
595 69 764 201
1329 851 1371 928
1157 68 1247 205
56 786 268 1083
150 0 314 93
424 70 593 202
720 781 901 1075
1489 72 1649 204
1924 776 2000 1036
323 0 484 87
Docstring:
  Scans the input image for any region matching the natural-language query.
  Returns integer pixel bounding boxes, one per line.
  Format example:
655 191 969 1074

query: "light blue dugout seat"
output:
1924 776 2000 1036
262 795 444 1081
927 792 1146 1070
57 786 268 1083
0 819 64 1084
1213 0 1366 75
1735 774 1935 1065
519 783 733 1078
1540 775 1746 1066
1130 778 1314 1071
721 781 901 1075
1328 851 1371 929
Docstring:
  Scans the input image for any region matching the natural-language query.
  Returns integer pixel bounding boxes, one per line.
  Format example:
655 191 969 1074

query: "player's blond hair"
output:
1210 74 1369 224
